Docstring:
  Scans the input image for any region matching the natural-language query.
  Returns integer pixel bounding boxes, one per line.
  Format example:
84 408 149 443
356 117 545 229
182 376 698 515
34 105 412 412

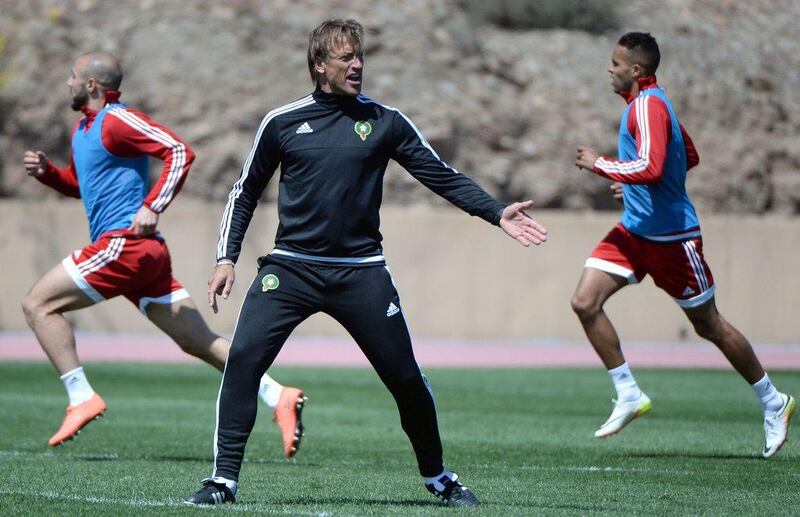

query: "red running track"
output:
1 333 798 369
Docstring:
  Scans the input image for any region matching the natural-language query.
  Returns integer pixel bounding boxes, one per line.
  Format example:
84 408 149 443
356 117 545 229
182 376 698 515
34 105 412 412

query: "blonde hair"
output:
307 19 364 84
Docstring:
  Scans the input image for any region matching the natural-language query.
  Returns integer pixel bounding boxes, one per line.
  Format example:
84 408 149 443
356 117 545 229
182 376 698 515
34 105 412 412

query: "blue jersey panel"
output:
618 89 699 237
72 104 149 242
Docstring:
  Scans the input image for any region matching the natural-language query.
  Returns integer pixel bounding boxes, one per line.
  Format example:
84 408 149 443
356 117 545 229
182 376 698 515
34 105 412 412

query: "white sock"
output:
424 471 455 489
60 366 95 406
752 374 784 415
258 373 283 408
608 362 642 402
208 476 237 494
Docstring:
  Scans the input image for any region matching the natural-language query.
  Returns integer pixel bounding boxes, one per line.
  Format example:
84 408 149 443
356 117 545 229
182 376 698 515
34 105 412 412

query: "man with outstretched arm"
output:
183 19 547 507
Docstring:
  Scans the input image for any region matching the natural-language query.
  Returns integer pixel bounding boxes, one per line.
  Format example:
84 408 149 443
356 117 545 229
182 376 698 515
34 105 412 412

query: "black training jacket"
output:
216 90 506 264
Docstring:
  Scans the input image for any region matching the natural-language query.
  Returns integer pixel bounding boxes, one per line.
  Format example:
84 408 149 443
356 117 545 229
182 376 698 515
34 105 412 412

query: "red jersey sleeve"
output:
592 95 671 185
680 123 699 171
35 119 81 198
37 159 81 198
102 108 195 213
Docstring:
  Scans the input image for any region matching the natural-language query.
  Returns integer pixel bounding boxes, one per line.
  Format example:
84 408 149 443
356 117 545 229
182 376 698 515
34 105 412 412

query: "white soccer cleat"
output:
594 392 652 439
762 393 795 458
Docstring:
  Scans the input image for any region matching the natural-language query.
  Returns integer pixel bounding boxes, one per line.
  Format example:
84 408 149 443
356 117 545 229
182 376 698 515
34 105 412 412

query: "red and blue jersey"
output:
591 76 701 241
36 91 194 242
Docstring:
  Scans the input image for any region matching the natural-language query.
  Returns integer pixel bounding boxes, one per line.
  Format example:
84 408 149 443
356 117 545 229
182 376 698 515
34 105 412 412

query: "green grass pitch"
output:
1 362 797 515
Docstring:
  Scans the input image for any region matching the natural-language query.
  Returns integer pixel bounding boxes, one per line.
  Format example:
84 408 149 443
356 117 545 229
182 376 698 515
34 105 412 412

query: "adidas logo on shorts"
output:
386 302 400 317
682 286 695 296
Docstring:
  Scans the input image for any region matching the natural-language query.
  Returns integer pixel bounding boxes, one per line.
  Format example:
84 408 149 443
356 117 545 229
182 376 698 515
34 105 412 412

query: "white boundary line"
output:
1 449 747 478
0 487 330 515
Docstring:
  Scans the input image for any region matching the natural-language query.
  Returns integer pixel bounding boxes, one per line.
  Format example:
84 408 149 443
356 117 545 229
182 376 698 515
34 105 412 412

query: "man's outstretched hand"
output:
499 200 547 247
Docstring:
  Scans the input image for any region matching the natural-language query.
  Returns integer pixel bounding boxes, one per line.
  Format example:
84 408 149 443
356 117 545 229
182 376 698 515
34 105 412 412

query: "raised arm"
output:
390 110 546 245
104 108 195 213
589 95 671 185
102 108 195 235
390 110 506 224
25 151 81 198
25 120 82 198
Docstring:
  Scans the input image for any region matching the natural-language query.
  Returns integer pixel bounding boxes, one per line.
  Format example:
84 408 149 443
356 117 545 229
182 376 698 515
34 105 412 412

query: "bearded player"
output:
22 51 307 457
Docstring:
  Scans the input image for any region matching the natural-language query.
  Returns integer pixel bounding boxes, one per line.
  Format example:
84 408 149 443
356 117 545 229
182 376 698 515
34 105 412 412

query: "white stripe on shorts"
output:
62 256 105 303
681 240 708 292
137 288 191 314
77 238 126 276
584 257 638 284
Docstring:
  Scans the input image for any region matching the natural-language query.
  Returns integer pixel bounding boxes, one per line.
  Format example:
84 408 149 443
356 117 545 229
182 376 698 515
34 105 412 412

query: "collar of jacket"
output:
619 75 658 104
312 88 359 108
79 90 122 128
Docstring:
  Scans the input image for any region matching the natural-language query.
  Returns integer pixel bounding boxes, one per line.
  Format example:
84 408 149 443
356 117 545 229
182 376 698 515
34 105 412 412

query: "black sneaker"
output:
183 478 236 506
425 472 479 508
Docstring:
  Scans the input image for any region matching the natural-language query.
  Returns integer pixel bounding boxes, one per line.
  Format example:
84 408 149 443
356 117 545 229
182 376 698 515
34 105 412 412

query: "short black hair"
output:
617 32 660 75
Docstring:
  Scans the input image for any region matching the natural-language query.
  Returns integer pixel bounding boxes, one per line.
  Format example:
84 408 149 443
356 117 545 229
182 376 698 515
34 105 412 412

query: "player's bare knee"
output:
570 292 600 320
180 331 221 357
174 337 196 354
691 318 723 342
174 332 209 357
21 294 45 326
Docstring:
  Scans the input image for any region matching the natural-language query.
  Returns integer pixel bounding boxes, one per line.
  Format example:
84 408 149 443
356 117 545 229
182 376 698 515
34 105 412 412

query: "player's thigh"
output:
572 266 630 309
145 296 218 345
681 296 723 333
66 234 142 301
579 225 643 302
644 238 716 308
23 261 96 314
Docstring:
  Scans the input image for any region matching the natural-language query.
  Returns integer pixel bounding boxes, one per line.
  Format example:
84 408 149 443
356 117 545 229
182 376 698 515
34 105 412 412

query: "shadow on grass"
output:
269 496 550 510
79 455 120 462
71 454 323 467
269 496 441 507
620 451 760 460
268 496 552 512
537 503 605 512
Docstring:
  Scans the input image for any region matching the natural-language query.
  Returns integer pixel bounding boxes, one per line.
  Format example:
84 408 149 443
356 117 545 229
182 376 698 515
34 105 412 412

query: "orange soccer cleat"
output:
48 393 107 447
272 387 307 458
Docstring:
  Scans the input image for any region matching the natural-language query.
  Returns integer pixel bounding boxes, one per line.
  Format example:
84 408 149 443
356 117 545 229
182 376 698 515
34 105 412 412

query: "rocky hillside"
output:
1 0 798 213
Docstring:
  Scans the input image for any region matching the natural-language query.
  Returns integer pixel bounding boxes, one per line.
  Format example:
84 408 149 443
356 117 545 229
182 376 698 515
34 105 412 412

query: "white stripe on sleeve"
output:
216 95 315 260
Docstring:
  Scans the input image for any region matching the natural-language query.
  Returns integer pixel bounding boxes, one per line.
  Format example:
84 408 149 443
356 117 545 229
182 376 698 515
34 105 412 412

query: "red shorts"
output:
586 224 715 308
62 229 189 313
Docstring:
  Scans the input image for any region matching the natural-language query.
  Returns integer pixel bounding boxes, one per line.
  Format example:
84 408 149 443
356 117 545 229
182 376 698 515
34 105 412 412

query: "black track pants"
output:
211 256 444 481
